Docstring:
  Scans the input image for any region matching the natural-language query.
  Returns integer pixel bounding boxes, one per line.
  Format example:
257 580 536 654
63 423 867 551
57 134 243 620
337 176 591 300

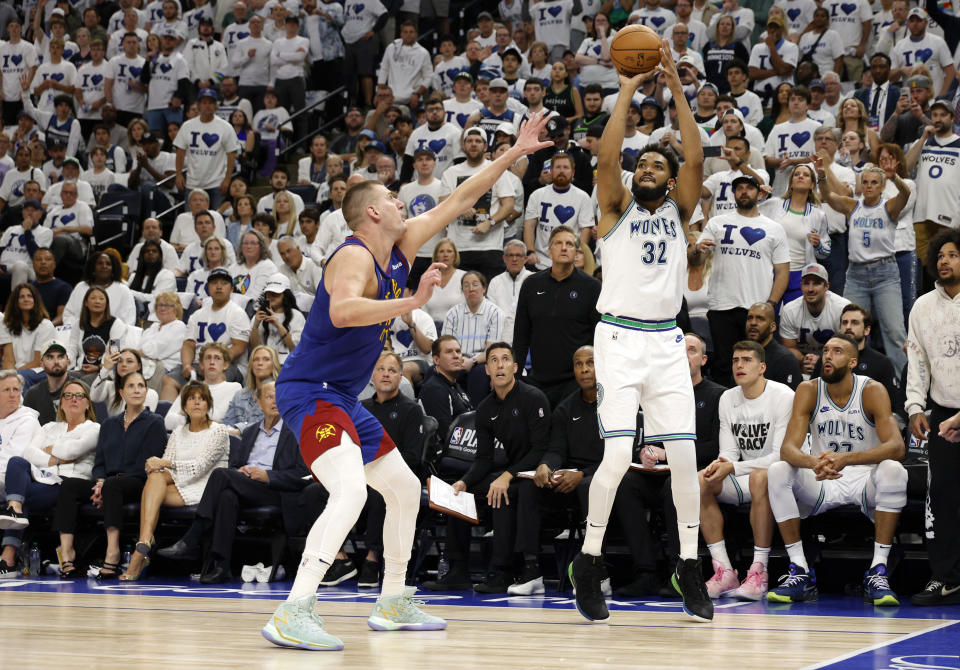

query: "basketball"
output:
610 25 662 76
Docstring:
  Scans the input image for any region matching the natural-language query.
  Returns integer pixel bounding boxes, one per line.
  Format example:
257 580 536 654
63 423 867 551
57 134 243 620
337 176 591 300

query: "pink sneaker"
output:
705 559 740 599
734 562 769 601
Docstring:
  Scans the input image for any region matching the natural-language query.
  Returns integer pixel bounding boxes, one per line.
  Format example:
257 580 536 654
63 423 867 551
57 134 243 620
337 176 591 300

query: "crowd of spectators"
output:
0 0 957 602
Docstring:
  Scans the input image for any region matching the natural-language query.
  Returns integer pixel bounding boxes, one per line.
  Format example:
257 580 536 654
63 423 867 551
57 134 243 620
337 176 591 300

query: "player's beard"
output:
821 363 848 384
633 181 669 203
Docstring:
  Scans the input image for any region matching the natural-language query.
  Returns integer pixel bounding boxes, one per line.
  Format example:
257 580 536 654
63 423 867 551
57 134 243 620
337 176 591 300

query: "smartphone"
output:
703 146 723 158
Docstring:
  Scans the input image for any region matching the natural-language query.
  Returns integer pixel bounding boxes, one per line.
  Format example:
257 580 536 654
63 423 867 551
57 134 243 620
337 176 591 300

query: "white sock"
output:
752 546 771 569
678 521 700 561
707 540 732 569
785 541 808 572
380 560 406 599
582 521 607 557
288 555 329 601
872 542 892 569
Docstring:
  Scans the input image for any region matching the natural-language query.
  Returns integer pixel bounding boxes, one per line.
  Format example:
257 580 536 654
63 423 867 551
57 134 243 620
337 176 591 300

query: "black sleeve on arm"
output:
373 14 389 33
522 149 546 197
399 403 427 474
399 154 415 185
543 403 569 472
695 388 722 469
461 415 494 487
508 392 552 475
175 77 193 103
420 383 453 448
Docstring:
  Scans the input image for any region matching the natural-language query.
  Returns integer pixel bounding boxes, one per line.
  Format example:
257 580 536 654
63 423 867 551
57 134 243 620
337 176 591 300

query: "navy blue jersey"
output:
277 236 410 399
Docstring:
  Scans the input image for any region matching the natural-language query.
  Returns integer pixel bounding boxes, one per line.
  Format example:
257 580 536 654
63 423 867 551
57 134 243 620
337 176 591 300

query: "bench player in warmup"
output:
568 40 714 623
766 333 907 606
262 111 552 651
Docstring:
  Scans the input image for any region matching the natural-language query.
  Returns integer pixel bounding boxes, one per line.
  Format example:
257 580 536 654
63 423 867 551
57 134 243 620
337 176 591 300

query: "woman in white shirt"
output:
164 342 241 431
185 237 230 302
121 379 229 580
126 240 177 307
0 380 99 576
422 238 466 325
229 229 279 307
758 164 831 304
0 284 56 386
274 191 300 238
574 13 619 92
248 274 305 363
90 349 160 416
139 291 189 378
441 270 504 366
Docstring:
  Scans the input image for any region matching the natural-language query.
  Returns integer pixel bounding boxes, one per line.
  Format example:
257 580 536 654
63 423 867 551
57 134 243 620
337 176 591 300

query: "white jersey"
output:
525 184 594 269
444 98 484 128
404 122 463 177
891 33 954 95
778 290 851 355
596 197 687 320
107 55 147 114
820 0 872 56
718 380 795 475
809 373 880 457
914 134 960 229
0 41 38 102
749 39 799 103
532 0 575 47
848 196 896 263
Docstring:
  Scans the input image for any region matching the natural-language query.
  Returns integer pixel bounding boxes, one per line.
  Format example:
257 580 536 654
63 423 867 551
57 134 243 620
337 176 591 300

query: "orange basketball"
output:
610 25 662 76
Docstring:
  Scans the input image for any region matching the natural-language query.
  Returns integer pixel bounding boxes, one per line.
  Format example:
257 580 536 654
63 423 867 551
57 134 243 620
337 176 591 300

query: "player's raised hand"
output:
657 39 682 91
513 110 555 156
413 262 446 306
618 66 660 91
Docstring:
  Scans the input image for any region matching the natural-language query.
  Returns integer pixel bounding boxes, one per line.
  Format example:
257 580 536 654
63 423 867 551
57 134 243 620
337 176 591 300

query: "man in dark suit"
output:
853 54 901 127
157 382 310 582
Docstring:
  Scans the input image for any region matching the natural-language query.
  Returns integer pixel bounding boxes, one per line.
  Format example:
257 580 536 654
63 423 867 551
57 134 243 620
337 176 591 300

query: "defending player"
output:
262 112 552 651
766 334 907 606
700 340 794 601
568 41 713 623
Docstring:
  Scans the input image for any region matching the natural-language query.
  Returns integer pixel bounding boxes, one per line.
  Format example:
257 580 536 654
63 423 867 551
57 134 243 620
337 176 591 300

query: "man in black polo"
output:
423 342 551 593
513 225 601 407
744 302 801 390
508 345 605 595
357 352 427 588
419 335 473 450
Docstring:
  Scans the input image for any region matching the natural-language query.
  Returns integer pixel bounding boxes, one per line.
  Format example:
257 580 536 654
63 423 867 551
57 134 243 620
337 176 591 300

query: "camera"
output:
257 294 270 314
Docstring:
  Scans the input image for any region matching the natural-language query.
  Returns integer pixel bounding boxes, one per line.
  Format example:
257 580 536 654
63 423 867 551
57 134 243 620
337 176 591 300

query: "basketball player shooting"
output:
568 40 714 623
262 111 553 651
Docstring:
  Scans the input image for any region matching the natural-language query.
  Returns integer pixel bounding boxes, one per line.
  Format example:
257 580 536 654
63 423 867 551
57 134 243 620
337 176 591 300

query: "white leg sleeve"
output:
288 439 368 601
364 448 421 598
767 460 802 524
869 460 908 514
664 439 700 560
582 435 633 555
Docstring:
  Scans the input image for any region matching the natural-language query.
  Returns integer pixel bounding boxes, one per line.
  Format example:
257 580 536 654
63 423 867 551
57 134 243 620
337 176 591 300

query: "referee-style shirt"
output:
541 389 605 476
362 392 426 475
513 268 601 387
462 379 551 488
441 298 505 359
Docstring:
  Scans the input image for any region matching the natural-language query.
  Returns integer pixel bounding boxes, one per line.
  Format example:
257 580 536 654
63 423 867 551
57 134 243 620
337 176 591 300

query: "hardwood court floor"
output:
1 587 956 670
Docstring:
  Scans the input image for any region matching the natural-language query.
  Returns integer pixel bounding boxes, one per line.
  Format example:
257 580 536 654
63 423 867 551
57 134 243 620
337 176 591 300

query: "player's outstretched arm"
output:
659 40 703 224
596 69 658 237
326 245 446 328
779 381 819 470
398 111 553 260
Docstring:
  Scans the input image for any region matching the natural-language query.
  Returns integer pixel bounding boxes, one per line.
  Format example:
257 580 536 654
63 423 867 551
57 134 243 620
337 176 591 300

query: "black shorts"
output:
2 100 23 128
345 38 379 78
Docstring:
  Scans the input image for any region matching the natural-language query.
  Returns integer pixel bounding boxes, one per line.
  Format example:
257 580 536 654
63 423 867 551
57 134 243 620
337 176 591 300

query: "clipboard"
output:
427 476 479 524
629 462 671 473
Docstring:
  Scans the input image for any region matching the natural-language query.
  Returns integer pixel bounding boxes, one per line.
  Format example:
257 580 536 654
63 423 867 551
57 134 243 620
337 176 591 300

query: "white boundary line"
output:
798 619 959 670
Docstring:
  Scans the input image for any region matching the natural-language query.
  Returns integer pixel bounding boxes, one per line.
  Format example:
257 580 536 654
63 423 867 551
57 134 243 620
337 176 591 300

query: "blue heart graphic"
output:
740 226 766 245
237 31 250 40
812 328 834 344
17 234 26 246
13 185 22 197
159 63 172 73
354 3 365 13
396 330 414 347
914 48 933 63
651 16 666 27
428 138 447 153
840 2 856 13
60 213 76 224
548 5 563 16
207 322 227 341
554 205 576 223
739 105 750 116
129 66 143 77
50 73 64 82
64 49 74 59
455 113 470 126
201 132 220 147
791 131 811 147
787 8 802 21
593 44 602 55
10 54 22 66
91 74 103 85
445 68 460 82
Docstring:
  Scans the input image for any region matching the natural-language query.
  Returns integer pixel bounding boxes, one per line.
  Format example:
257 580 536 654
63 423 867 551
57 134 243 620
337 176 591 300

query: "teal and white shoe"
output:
261 594 344 651
367 587 448 631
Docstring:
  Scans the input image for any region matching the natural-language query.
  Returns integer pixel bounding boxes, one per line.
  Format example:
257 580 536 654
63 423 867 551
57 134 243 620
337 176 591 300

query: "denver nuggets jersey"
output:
848 197 896 263
809 374 879 457
276 237 409 398
596 197 686 320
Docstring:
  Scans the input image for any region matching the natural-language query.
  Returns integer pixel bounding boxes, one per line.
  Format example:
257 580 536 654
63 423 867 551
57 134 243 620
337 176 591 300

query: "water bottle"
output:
28 544 41 578
436 553 450 581
122 546 133 572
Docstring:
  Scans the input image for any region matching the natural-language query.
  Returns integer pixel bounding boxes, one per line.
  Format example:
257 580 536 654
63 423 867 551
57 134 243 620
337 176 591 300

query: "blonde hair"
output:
154 291 183 319
56 380 97 423
341 180 385 231
274 191 299 237
781 164 822 206
432 238 460 267
244 345 281 391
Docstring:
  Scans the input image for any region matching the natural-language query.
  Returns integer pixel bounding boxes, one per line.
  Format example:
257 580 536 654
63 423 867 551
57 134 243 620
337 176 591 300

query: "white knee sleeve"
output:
365 449 420 566
303 441 368 565
664 439 699 524
767 460 801 523
582 436 633 555
873 460 908 514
